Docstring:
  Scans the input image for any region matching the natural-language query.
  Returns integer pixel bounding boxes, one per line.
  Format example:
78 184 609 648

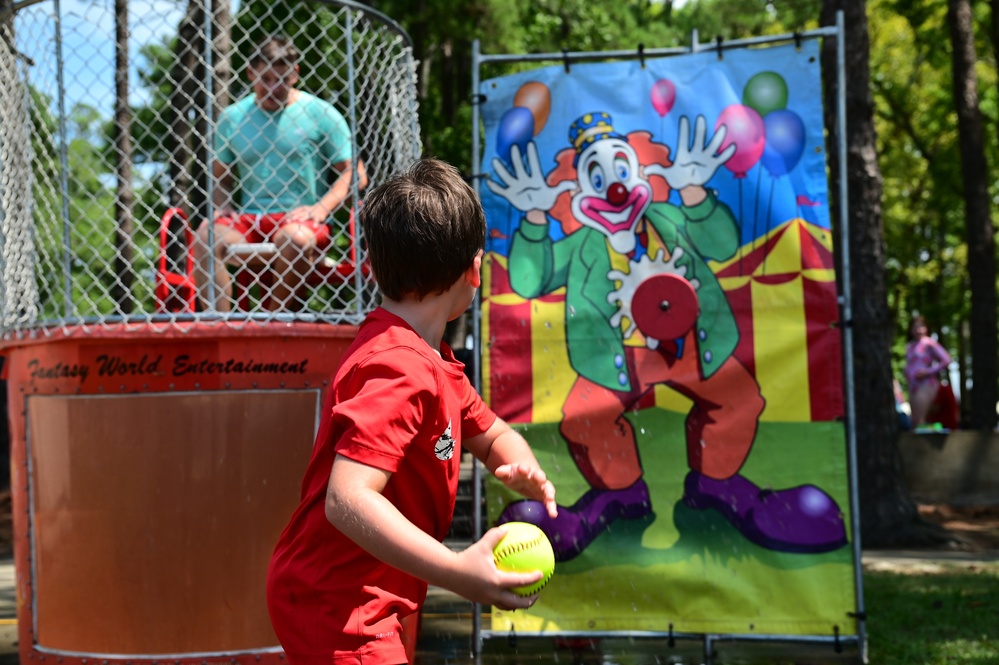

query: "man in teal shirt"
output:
194 36 362 311
487 113 846 559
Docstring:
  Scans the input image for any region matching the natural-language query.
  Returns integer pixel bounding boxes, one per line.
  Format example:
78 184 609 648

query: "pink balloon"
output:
715 104 765 179
650 79 675 118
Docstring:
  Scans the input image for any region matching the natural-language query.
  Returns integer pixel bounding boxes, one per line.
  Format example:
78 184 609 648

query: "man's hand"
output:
645 115 736 191
213 207 238 221
486 142 575 216
493 462 557 518
285 204 330 224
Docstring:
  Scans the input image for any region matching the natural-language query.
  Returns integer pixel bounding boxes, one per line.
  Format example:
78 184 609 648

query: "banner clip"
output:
795 31 803 50
507 626 517 649
833 625 843 653
638 43 646 69
715 35 724 60
562 48 572 73
668 622 675 648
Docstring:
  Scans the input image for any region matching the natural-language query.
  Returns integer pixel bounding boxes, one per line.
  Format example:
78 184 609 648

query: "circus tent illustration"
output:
481 218 843 426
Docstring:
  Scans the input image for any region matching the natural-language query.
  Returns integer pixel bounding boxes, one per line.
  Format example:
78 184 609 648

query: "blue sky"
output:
17 0 188 119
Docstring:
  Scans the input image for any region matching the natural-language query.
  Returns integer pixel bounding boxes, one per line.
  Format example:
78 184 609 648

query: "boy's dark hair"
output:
360 159 485 301
250 35 299 68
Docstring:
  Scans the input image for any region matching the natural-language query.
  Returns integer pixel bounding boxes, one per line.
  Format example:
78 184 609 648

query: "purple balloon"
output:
496 106 535 165
715 104 765 179
760 109 806 177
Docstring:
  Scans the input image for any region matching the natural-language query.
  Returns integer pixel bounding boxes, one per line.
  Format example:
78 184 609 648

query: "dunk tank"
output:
0 1 418 661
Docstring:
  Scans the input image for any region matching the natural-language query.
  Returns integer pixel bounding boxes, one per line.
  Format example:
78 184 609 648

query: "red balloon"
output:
513 81 551 136
715 104 765 179
650 79 676 118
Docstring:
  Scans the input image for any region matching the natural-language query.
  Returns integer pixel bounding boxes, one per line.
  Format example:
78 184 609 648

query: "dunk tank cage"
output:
0 1 418 662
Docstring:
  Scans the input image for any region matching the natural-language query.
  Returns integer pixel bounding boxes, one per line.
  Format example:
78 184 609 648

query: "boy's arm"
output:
325 454 542 610
464 417 558 518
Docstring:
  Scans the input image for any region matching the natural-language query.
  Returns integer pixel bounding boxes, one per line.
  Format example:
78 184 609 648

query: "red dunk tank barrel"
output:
2 322 357 663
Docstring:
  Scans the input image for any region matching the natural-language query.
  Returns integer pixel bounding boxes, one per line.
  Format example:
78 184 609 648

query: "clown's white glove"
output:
486 142 575 213
645 115 737 191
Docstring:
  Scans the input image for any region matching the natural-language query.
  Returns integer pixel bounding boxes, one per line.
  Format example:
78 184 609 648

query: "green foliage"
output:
130 41 175 164
868 0 999 387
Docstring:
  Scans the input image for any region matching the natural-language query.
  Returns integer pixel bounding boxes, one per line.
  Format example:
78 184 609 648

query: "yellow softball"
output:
492 521 556 597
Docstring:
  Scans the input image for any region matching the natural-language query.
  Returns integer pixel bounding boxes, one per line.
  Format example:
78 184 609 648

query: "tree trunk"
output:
112 0 135 313
820 0 947 547
168 1 201 211
192 0 232 226
177 0 232 226
948 0 998 431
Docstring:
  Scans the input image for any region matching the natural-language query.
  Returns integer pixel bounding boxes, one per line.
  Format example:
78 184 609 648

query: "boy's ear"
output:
466 250 483 288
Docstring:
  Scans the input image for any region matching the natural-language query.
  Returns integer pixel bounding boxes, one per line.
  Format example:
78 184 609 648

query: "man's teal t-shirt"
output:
214 92 353 213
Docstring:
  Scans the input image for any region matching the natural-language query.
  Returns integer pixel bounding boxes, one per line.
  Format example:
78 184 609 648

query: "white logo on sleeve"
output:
434 418 456 461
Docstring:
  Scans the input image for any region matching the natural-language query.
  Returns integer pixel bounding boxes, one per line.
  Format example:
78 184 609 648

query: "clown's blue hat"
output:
569 112 626 164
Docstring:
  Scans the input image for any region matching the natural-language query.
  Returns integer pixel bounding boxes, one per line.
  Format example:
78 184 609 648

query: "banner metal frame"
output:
469 12 864 664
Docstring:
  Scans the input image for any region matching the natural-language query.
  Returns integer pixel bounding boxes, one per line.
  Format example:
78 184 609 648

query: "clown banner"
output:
477 40 859 642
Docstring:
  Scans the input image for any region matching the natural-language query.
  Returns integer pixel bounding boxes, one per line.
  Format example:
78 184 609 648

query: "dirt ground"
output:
916 503 999 552
0 489 992 557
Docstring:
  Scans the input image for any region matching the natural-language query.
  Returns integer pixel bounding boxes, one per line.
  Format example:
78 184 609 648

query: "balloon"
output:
742 71 788 117
650 79 676 118
760 109 806 177
513 81 551 136
495 106 535 165
715 104 765 179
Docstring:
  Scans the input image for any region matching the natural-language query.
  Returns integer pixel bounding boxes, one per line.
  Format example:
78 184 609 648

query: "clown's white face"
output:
570 138 653 254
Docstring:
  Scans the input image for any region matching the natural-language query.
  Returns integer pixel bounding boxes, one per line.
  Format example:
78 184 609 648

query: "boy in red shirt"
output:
266 159 558 664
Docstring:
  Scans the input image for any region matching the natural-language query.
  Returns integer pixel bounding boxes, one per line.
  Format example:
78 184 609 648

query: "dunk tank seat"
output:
154 207 370 314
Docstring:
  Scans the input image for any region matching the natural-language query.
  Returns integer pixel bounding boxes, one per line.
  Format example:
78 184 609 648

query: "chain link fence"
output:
0 0 420 339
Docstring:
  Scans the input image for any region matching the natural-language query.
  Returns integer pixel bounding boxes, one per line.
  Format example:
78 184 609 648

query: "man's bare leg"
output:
269 223 318 311
193 221 245 312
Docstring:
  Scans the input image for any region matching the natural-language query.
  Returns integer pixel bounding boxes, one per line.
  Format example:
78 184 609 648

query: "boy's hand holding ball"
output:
493 522 555 597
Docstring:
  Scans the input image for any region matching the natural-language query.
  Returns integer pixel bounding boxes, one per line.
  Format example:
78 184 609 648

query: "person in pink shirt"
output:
905 315 952 427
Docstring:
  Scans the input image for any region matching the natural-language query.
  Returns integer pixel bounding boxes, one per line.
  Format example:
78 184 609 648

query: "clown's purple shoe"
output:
497 480 653 561
683 471 848 553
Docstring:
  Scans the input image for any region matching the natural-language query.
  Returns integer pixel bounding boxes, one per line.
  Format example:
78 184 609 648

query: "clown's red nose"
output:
607 182 628 206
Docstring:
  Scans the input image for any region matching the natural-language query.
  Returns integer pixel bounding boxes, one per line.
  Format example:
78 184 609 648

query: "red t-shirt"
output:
266 308 496 665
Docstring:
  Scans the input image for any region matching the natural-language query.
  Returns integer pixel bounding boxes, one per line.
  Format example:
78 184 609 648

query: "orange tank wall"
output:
2 322 357 663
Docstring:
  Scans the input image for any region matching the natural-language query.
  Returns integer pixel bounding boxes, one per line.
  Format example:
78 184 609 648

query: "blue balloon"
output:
496 106 535 165
760 109 805 177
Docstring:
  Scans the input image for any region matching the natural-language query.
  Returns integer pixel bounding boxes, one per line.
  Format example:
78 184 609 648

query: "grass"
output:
864 562 999 665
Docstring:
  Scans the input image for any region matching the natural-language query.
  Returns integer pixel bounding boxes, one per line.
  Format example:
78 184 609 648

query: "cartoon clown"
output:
486 112 847 560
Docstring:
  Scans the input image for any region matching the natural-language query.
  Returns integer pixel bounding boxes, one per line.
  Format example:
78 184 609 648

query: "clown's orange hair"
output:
545 130 672 235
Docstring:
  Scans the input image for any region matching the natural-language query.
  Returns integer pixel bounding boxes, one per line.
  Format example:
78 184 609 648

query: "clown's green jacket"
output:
508 193 740 392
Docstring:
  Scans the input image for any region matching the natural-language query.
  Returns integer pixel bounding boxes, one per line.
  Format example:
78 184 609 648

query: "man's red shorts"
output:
215 213 332 250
